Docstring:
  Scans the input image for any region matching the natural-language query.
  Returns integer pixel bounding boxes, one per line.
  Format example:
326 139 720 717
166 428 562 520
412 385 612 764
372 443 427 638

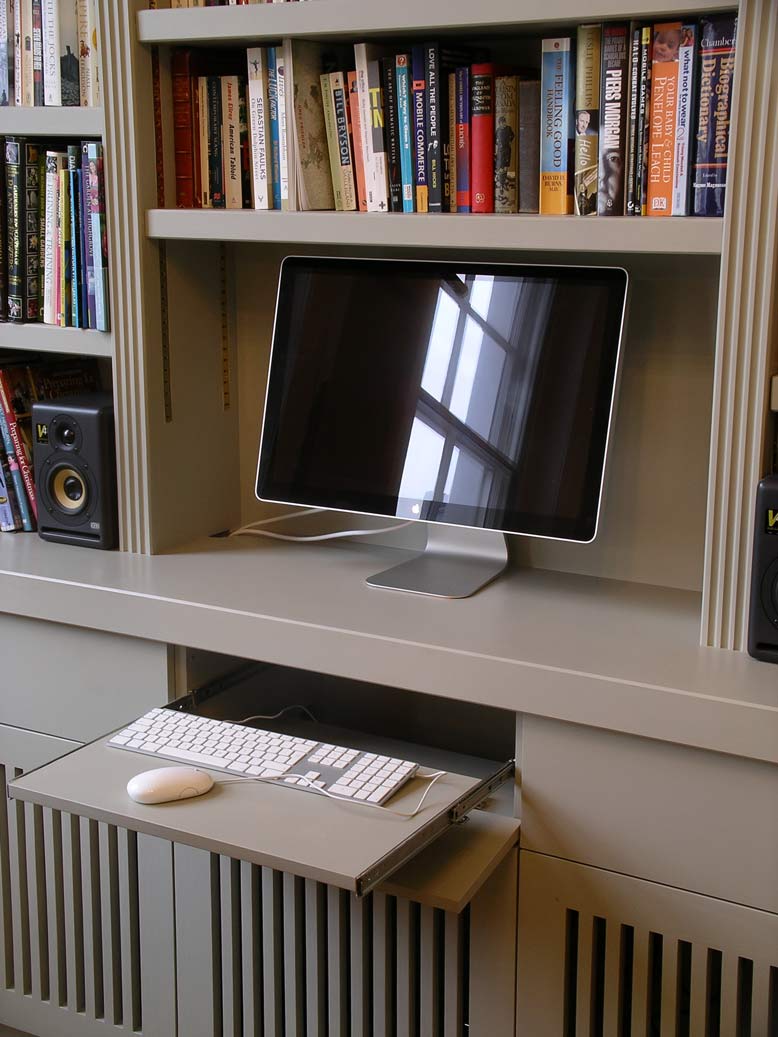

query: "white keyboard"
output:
108 708 420 806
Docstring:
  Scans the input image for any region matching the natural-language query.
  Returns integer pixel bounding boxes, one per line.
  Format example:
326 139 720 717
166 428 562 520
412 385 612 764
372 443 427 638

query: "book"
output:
637 26 652 216
518 79 540 213
425 43 442 212
672 25 697 216
0 151 6 320
36 148 44 316
691 15 737 218
238 80 252 208
329 71 356 211
646 22 682 217
0 366 35 524
5 137 40 323
0 397 32 529
411 45 427 212
0 0 12 106
67 144 82 326
574 25 601 216
31 0 42 105
205 74 224 208
347 69 367 211
221 75 243 209
275 46 290 210
470 62 495 213
80 139 95 326
172 49 201 208
395 54 414 213
321 70 343 210
446 70 456 212
380 56 402 212
196 75 210 206
77 0 99 106
19 0 31 105
540 40 574 215
354 42 389 212
58 0 78 105
43 150 65 324
42 0 59 103
13 0 20 105
247 47 272 209
290 40 334 211
625 24 641 215
455 66 470 212
266 48 281 209
58 165 70 325
597 24 629 216
0 446 21 531
494 74 518 214
85 140 108 331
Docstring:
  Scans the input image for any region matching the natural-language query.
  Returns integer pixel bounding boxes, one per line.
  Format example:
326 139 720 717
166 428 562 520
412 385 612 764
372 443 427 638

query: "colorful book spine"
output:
494 74 518 214
58 166 69 326
31 0 42 105
77 144 87 320
425 43 442 212
638 26 653 215
37 149 44 317
395 54 414 213
540 40 574 215
0 447 21 531
470 62 495 213
380 56 402 212
598 24 629 216
5 137 39 322
445 71 456 212
86 141 108 331
0 370 35 525
267 49 281 210
0 405 32 530
411 45 427 212
646 22 682 217
691 15 737 218
247 48 272 209
672 24 697 216
455 66 470 212
0 0 11 106
330 71 356 212
347 69 367 211
221 75 242 210
275 47 289 211
354 43 389 213
574 24 601 216
67 144 82 327
172 49 199 208
625 25 641 215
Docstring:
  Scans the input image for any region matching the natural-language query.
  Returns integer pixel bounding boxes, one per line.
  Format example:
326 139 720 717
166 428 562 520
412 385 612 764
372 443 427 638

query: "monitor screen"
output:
257 257 628 543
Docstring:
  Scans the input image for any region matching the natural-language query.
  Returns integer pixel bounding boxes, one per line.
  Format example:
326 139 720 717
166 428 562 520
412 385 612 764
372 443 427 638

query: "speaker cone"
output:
50 465 88 514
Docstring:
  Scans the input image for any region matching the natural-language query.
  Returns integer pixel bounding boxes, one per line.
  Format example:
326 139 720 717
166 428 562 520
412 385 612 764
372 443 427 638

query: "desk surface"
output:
1 533 776 763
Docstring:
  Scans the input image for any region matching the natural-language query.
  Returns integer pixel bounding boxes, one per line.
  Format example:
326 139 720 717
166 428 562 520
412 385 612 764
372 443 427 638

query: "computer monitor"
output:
256 256 629 598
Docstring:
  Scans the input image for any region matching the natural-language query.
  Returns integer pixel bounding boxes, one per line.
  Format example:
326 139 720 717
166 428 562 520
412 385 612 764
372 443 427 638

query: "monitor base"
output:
366 525 509 599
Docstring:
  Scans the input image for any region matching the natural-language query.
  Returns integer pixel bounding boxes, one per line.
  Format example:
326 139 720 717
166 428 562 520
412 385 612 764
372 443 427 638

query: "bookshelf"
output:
0 105 104 137
0 323 113 358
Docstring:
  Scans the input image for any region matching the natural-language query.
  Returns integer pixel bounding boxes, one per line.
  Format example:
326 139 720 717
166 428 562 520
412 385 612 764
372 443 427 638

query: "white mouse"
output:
127 766 215 805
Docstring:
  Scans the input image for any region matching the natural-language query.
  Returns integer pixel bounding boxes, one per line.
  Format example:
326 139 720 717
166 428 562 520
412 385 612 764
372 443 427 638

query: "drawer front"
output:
0 614 170 742
520 715 778 912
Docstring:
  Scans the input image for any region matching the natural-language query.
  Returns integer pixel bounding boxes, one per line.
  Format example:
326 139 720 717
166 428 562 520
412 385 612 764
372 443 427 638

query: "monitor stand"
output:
366 524 508 599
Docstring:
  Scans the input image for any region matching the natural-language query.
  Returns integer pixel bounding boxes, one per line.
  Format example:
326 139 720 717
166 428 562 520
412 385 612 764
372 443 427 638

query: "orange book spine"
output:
646 22 682 217
347 70 368 212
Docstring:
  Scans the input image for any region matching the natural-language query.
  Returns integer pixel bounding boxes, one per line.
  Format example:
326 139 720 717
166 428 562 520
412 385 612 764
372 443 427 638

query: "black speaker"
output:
31 392 118 550
748 474 778 662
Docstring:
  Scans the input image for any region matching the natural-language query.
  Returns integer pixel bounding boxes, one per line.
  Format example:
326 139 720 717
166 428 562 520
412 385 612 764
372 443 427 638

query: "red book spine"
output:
0 370 36 524
470 63 495 213
172 50 200 209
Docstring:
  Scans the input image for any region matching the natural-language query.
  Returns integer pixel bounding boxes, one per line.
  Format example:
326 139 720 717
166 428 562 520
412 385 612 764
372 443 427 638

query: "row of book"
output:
0 0 101 108
172 1 306 5
1 136 110 329
0 355 99 532
172 15 737 219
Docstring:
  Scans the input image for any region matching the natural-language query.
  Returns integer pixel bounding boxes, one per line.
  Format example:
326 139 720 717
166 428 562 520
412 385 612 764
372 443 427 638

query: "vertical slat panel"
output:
80 817 103 1021
304 879 327 1037
118 828 142 1032
220 856 242 1037
631 928 650 1037
576 913 594 1037
62 813 85 1014
282 871 305 1037
661 938 678 1037
8 775 31 995
27 803 49 1005
99 824 122 1026
174 844 220 1037
327 885 349 1037
443 911 463 1037
688 946 708 1037
241 861 262 1037
0 765 14 990
372 891 394 1037
261 867 284 1037
420 907 440 1037
720 955 740 1037
137 834 176 1037
602 923 622 1037
468 850 518 1037
350 892 370 1037
396 898 417 1037
750 963 770 1037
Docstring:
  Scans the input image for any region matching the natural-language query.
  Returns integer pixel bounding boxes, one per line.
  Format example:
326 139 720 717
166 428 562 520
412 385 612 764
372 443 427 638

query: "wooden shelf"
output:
0 323 113 359
147 209 724 255
138 0 736 45
0 105 103 137
0 532 775 764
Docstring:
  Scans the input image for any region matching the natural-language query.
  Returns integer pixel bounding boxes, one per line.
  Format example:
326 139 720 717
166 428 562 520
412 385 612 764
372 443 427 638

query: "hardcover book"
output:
540 39 574 215
43 151 65 324
691 15 737 218
395 54 414 213
672 24 696 216
597 24 629 216
172 49 201 208
494 74 518 214
5 136 40 323
470 62 495 213
518 79 540 213
290 41 334 211
574 24 601 216
646 22 682 217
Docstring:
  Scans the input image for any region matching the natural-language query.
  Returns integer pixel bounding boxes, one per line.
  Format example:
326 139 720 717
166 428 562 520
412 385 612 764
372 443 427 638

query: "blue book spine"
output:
691 16 738 217
267 49 282 210
396 55 415 213
455 67 470 212
540 38 574 215
0 408 32 531
411 45 428 211
0 450 21 531
87 142 109 332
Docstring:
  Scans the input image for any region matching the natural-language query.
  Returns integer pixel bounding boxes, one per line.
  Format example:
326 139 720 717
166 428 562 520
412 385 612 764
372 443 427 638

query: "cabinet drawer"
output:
0 614 169 742
520 715 778 912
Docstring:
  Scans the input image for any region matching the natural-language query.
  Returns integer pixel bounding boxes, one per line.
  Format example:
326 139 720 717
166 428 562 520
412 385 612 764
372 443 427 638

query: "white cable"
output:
237 705 317 724
216 769 447 818
229 508 325 538
229 520 414 543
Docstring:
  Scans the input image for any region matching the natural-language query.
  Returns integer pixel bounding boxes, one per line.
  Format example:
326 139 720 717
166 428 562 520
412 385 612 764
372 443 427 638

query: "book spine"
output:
445 70 456 212
691 16 737 218
455 66 469 212
247 48 271 209
331 70 356 211
425 43 441 212
320 70 343 210
86 0 98 105
86 141 108 331
0 148 6 319
275 47 289 210
30 0 41 105
358 50 389 213
172 49 197 208
471 63 495 213
494 74 518 214
381 56 402 212
20 0 32 105
13 0 21 105
672 25 696 216
58 166 69 325
574 24 601 216
24 141 39 320
0 370 35 524
540 41 573 215
518 80 540 213
221 75 242 209
638 27 653 215
395 55 414 212
598 24 629 216
207 74 224 208
42 153 57 323
78 140 89 320
266 49 281 209
0 403 32 529
646 22 682 217
625 25 640 214
238 77 251 207
76 0 95 106
411 44 427 212
37 148 44 316
58 0 79 105
5 137 22 321
67 145 81 326
347 69 367 211
0 448 22 531
0 1 10 106
197 76 210 206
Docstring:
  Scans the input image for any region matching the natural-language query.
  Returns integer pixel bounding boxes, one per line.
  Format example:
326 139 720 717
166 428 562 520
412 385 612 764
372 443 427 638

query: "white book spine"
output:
12 0 20 105
43 153 61 324
221 75 242 209
20 0 32 106
197 75 210 206
247 47 271 209
41 0 60 104
353 43 388 213
276 47 289 209
672 29 695 216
